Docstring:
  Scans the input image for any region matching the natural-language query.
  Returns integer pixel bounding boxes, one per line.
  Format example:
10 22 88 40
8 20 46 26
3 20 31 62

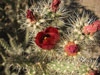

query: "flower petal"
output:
44 27 59 35
35 32 45 48
35 27 60 50
65 42 78 56
51 0 61 12
26 10 36 22
93 20 100 30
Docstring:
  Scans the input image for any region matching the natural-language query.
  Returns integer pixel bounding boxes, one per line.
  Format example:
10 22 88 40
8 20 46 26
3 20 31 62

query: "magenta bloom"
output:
93 20 100 30
83 20 100 35
35 27 60 50
51 0 61 12
83 24 98 35
26 10 36 22
89 70 100 75
65 42 79 56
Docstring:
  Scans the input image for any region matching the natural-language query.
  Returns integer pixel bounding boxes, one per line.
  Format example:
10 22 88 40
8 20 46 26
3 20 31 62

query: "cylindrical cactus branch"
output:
66 10 100 52
17 0 74 37
47 54 99 75
0 33 59 75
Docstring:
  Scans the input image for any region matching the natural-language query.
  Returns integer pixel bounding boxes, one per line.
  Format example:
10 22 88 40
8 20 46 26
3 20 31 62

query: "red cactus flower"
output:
83 20 100 35
51 0 61 12
35 27 60 50
93 20 100 30
26 10 36 22
83 24 98 35
88 70 100 75
65 42 79 56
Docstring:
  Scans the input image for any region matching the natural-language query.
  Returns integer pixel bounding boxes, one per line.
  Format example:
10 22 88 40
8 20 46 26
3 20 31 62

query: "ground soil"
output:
78 0 100 17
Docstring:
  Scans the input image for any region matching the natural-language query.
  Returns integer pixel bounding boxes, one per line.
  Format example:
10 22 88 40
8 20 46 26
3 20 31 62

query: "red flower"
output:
83 24 98 35
51 0 61 12
35 27 60 50
89 70 100 75
26 10 36 22
65 42 79 56
83 20 100 35
93 20 100 30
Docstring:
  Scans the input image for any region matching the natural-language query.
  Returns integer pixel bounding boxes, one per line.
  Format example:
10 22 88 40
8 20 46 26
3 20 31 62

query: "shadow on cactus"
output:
0 29 55 75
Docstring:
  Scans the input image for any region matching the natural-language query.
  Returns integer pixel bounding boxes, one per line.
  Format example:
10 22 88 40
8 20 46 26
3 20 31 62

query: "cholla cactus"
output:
17 0 81 58
1 0 100 75
47 54 100 75
0 30 56 75
41 9 100 75
65 10 100 52
17 0 73 37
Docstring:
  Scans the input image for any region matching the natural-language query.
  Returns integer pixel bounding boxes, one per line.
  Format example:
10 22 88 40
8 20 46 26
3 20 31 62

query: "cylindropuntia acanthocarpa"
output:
46 53 100 75
17 0 82 54
17 0 74 37
0 30 57 75
65 9 100 54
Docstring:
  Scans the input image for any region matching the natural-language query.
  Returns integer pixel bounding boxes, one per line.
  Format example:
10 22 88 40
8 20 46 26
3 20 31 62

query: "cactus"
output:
0 30 53 75
65 9 100 53
17 0 76 38
0 0 100 75
47 54 99 75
